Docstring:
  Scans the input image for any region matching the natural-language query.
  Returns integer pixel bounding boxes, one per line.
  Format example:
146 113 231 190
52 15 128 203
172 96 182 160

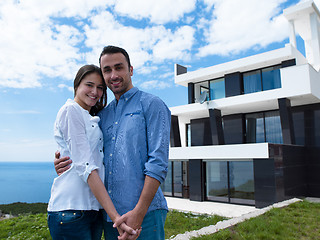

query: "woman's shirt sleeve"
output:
57 104 99 183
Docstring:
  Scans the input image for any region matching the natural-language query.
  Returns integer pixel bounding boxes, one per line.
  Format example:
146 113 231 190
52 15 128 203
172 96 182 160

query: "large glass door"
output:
161 160 189 198
173 161 182 197
206 161 229 202
205 160 255 205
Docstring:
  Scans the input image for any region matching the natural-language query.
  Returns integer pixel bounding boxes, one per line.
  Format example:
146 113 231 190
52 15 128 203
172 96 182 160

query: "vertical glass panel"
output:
243 70 262 94
182 161 189 198
173 161 182 197
191 118 212 146
209 78 225 100
161 162 172 196
206 161 228 202
292 111 305 146
262 66 281 91
229 161 255 204
223 115 244 144
265 111 283 144
246 113 265 143
315 110 320 147
186 124 191 147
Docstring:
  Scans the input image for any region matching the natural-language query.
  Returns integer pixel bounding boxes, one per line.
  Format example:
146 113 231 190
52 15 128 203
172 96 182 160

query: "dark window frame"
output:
242 64 281 94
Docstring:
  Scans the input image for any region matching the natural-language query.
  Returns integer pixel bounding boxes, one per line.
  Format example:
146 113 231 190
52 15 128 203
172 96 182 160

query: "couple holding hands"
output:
47 46 170 240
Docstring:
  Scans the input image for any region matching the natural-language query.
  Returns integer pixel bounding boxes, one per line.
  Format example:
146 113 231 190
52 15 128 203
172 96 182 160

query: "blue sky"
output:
0 0 314 162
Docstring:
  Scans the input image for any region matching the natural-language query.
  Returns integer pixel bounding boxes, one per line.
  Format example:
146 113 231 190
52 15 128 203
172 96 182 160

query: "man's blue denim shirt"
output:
98 87 170 221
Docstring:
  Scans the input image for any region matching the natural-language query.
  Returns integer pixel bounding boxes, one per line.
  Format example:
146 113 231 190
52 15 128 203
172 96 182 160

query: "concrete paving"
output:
305 197 320 203
166 197 257 218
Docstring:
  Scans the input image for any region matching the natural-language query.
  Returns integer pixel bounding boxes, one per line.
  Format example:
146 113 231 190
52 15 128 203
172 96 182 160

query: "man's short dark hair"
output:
99 45 131 68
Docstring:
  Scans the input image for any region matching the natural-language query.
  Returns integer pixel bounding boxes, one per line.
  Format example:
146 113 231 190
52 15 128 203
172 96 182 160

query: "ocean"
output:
0 162 56 204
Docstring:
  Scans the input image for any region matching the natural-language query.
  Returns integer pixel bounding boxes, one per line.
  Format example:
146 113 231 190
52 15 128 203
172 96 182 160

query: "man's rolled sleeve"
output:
144 97 171 184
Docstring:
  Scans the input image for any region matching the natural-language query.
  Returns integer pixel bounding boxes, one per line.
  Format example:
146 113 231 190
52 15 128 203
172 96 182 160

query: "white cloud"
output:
135 65 158 75
0 0 309 91
159 72 174 79
84 12 195 68
0 0 197 90
198 0 290 57
0 0 114 89
0 1 86 89
153 26 195 62
58 84 74 92
140 80 171 90
113 0 196 24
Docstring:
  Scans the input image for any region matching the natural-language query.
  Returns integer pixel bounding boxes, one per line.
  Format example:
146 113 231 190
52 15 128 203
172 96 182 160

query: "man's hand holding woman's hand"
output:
114 211 143 240
114 215 142 240
54 151 72 175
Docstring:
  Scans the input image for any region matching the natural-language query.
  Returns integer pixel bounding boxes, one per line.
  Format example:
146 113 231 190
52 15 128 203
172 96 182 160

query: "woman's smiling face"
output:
74 72 104 111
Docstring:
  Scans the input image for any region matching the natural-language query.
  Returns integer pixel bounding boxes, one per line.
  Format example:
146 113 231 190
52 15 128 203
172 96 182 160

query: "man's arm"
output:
114 97 171 231
113 175 160 230
54 151 72 176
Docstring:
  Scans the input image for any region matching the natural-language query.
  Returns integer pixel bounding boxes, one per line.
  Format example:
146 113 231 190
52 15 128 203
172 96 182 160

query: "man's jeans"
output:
48 210 103 240
103 209 167 240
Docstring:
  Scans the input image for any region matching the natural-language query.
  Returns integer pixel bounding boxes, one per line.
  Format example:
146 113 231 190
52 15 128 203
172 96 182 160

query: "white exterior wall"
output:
175 44 306 87
170 143 269 160
169 1 320 162
171 63 320 118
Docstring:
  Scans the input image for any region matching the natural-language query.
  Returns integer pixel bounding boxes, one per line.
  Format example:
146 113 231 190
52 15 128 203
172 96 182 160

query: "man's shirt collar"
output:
120 87 138 101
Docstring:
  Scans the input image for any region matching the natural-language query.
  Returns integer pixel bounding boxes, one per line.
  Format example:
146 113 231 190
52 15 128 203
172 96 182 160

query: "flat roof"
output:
175 44 305 87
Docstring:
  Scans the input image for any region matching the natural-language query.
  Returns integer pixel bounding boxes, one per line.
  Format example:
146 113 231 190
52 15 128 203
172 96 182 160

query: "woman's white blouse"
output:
48 99 104 211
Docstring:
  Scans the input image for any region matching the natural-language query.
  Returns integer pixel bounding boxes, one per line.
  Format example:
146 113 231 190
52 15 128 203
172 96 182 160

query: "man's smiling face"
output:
100 52 133 100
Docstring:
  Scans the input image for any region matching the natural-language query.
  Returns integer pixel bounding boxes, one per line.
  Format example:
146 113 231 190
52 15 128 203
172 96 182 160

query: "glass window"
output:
315 110 320 147
173 161 182 197
246 113 265 143
161 162 172 196
243 70 262 94
223 115 244 144
206 161 228 202
229 161 255 204
186 124 191 147
246 111 283 144
209 78 225 100
262 66 281 90
265 111 283 144
292 111 305 146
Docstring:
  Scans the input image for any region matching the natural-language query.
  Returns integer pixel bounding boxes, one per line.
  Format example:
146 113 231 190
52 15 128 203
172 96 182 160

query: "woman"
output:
47 64 138 240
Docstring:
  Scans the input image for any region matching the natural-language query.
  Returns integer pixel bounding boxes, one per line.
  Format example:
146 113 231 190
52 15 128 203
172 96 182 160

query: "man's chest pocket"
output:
124 111 145 131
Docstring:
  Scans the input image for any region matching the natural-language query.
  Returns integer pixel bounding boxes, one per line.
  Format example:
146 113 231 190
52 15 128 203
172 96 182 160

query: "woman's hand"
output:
115 215 141 240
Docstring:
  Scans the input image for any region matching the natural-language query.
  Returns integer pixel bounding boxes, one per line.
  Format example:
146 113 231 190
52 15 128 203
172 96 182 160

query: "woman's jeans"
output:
48 210 103 240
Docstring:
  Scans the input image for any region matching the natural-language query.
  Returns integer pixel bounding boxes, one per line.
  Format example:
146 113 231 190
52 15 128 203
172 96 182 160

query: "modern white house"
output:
161 0 320 208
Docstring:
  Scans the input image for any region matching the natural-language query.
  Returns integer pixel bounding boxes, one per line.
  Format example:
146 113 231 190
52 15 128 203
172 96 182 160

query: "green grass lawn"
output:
165 210 226 239
0 200 319 240
191 200 320 240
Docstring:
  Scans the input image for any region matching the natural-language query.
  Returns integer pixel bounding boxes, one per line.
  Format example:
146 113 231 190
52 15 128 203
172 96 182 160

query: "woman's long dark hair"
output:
74 64 107 115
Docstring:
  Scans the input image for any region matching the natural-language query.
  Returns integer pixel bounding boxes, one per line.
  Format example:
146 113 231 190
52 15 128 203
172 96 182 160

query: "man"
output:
55 45 171 239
